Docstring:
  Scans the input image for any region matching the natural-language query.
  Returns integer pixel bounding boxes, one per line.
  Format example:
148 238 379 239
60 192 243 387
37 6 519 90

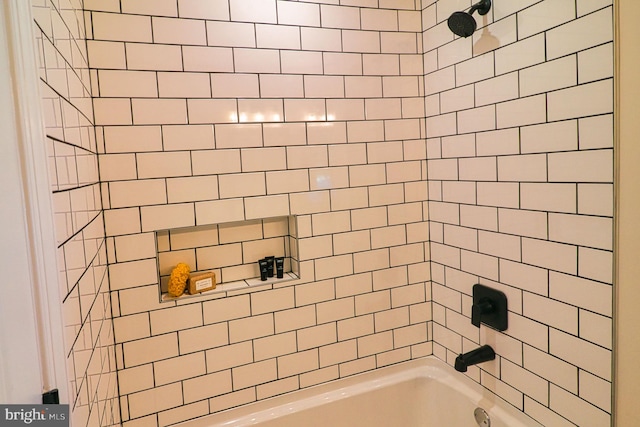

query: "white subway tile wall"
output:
87 0 430 425
32 0 120 426
31 0 613 425
424 1 613 426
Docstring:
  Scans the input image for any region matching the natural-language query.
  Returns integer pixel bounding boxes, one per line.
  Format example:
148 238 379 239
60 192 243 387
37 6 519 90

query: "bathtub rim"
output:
175 355 542 427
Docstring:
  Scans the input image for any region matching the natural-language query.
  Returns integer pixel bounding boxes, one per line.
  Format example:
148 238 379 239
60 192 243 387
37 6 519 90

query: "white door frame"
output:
614 1 640 425
0 0 68 404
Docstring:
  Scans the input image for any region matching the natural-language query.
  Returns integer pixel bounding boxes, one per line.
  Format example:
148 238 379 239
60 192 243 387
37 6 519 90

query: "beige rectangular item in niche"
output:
156 215 300 301
188 272 216 294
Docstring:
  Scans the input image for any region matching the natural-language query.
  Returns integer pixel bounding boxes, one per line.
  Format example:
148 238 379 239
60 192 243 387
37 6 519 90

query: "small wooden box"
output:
188 272 216 294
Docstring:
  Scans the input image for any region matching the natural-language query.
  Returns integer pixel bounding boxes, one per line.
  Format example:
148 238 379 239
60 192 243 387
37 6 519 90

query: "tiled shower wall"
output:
31 0 120 426
424 0 614 426
86 0 431 425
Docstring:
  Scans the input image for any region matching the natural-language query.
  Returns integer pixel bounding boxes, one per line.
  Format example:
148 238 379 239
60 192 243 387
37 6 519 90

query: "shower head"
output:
447 0 492 38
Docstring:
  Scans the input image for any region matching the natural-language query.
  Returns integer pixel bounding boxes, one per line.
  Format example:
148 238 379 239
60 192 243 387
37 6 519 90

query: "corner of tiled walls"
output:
85 0 431 425
423 0 614 425
31 0 120 426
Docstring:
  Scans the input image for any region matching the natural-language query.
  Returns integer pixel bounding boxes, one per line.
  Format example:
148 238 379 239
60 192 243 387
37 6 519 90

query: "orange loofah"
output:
168 262 190 297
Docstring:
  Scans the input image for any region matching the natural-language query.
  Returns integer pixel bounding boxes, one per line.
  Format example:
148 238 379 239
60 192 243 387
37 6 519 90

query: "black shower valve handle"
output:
471 299 494 327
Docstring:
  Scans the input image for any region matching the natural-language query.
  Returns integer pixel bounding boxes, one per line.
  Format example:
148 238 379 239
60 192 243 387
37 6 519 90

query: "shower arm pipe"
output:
468 0 492 16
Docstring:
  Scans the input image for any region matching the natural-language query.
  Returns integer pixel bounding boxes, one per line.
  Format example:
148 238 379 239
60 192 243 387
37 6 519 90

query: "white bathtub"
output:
178 356 543 427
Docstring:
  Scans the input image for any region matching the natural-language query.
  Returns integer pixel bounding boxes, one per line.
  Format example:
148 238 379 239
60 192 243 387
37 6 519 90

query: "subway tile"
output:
347 121 385 143
475 128 519 157
324 52 363 75
183 46 233 73
522 238 577 275
277 1 320 27
137 151 191 179
548 79 613 121
580 310 612 350
141 203 195 231
579 247 613 284
301 27 342 52
183 371 232 403
126 43 182 71
158 72 211 98
256 24 300 50
578 184 613 217
548 149 613 183
472 15 517 57
546 7 613 60
92 12 152 43
278 349 320 377
550 271 611 317
311 294 353 323
494 34 545 75
497 95 547 129
233 359 278 389
343 30 381 54
123 333 178 368
230 0 276 23
178 0 229 20
579 370 612 412
132 99 188 125
152 17 206 46
284 99 326 122
211 74 260 98
206 21 256 48
498 154 547 182
209 388 256 414
549 213 613 250
215 124 263 149
518 0 576 39
321 4 360 29
118 364 154 395
229 313 274 343
319 340 358 368
345 76 383 98
150 304 203 336
121 0 178 17
353 248 390 274
154 352 205 386
578 42 613 84
191 149 241 175
158 401 209 427
476 72 519 107
94 98 132 125
550 329 611 381
521 120 578 154
579 114 613 149
521 183 576 213
128 382 182 418
245 195 291 220
178 323 229 355
257 377 299 400
498 208 547 239
87 40 125 69
254 332 297 361
263 123 307 146
205 341 253 373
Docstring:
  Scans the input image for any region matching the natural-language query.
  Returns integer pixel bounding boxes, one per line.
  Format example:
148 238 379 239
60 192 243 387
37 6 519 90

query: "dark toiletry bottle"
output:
258 259 268 281
265 256 275 277
275 257 284 279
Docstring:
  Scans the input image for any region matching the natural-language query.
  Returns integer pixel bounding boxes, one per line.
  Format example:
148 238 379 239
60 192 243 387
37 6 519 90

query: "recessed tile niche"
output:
156 215 299 301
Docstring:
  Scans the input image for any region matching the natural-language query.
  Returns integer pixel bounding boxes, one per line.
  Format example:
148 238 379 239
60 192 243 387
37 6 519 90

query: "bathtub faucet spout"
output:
454 345 495 372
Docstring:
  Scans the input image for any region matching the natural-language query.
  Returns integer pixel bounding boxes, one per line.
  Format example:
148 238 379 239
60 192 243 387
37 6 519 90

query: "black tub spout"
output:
454 345 495 372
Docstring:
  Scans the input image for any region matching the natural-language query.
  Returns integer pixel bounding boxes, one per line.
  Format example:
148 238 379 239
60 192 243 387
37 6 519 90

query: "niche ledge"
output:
155 215 299 303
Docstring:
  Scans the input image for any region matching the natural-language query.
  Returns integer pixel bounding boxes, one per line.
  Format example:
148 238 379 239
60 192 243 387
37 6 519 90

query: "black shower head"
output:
447 0 492 38
448 11 477 38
